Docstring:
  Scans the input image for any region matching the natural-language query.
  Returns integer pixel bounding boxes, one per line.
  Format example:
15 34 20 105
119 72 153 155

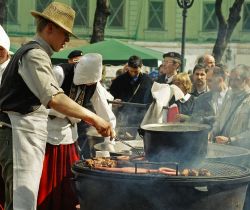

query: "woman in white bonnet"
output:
0 24 13 210
0 25 11 83
37 53 116 210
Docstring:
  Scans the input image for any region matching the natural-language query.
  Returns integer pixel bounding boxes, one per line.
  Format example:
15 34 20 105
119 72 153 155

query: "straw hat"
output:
74 53 103 85
31 2 76 37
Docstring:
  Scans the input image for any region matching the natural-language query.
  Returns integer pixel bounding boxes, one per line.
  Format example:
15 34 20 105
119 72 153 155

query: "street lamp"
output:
177 0 194 72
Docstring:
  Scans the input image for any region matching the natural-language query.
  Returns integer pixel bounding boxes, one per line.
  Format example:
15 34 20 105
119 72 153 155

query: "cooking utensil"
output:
114 137 143 156
107 100 168 109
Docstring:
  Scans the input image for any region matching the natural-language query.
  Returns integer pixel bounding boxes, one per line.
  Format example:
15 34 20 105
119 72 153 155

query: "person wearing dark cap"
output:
67 49 83 63
156 52 182 84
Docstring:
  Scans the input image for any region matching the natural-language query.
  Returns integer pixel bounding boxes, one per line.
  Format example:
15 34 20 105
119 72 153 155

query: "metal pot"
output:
138 123 210 164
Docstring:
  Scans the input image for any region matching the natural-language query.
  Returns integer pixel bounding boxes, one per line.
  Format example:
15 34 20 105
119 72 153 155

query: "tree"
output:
213 0 245 63
90 0 110 44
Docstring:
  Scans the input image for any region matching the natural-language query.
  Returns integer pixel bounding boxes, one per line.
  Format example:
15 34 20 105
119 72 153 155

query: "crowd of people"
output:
1 1 250 210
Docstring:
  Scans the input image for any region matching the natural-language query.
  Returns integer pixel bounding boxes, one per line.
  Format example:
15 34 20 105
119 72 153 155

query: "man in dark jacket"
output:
109 55 153 127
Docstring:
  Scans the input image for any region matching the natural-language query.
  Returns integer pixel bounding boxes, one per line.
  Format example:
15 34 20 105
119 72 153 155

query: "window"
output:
243 3 250 31
148 0 164 30
36 0 52 12
202 3 218 31
5 0 18 24
107 0 124 27
72 0 88 27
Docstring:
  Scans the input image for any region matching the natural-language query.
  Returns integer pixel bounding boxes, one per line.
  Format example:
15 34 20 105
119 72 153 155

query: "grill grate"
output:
75 159 250 178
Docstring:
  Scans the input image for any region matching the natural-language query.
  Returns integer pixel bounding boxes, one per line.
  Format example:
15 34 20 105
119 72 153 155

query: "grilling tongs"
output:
106 136 143 156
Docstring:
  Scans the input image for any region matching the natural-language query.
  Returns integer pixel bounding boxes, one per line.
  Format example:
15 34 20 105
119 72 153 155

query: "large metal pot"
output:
138 123 210 163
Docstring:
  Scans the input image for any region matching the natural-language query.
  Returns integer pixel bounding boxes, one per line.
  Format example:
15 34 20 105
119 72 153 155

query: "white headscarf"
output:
73 53 103 85
0 25 10 53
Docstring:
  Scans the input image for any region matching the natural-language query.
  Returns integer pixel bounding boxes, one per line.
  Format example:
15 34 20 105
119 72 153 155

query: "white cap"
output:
73 53 103 85
0 25 10 53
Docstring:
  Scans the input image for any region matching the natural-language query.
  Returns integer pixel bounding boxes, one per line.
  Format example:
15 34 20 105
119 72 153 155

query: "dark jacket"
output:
176 94 195 116
109 71 153 126
110 71 153 104
191 91 216 124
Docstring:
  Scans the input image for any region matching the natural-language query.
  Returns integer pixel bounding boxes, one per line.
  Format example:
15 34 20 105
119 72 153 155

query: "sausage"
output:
95 166 149 174
158 167 177 176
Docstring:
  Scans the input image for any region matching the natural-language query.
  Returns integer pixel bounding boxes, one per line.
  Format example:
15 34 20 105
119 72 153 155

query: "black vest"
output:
59 63 97 108
0 41 43 114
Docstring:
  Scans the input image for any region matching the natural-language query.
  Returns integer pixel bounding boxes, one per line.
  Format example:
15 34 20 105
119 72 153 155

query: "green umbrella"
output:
52 39 163 67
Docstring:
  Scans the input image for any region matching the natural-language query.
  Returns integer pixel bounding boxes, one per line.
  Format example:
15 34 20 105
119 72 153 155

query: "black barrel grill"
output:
73 160 250 210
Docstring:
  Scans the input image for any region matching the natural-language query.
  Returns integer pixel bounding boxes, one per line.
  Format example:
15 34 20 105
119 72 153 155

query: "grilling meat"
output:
181 168 211 176
85 158 117 168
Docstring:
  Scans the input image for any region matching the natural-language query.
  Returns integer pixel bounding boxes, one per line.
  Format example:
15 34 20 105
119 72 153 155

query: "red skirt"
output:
37 143 79 210
0 166 5 210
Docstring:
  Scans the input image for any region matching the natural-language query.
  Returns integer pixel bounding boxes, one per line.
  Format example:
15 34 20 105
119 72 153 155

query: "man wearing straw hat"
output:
0 2 115 210
0 25 13 210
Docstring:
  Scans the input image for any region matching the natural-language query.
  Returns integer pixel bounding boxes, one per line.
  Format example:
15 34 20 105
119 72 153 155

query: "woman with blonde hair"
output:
171 72 195 122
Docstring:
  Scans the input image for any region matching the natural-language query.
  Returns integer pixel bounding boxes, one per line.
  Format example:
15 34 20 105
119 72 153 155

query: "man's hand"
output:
93 117 116 138
215 136 230 144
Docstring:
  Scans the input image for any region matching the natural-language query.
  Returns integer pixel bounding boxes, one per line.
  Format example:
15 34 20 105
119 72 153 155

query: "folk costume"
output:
37 53 116 210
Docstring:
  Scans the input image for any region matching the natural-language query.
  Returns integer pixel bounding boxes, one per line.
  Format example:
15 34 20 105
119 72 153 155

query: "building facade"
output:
3 0 250 69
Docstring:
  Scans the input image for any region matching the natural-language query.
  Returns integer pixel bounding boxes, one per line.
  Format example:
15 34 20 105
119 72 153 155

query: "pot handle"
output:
137 127 144 138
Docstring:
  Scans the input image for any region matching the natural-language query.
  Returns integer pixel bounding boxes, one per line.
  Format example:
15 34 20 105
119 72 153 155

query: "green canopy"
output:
52 39 163 67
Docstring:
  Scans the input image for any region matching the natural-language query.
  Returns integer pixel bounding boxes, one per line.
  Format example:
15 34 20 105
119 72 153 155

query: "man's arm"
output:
48 93 115 138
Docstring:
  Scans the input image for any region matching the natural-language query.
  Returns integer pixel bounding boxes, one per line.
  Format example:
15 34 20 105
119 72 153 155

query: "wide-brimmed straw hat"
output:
31 2 77 37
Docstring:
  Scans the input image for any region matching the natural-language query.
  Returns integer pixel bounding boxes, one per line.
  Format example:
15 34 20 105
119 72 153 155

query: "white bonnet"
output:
0 25 10 53
73 53 103 85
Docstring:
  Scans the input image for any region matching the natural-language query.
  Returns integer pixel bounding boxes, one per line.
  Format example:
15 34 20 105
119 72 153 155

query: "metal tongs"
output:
114 137 143 156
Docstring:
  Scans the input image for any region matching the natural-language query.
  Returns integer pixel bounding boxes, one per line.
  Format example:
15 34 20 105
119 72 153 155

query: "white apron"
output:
8 106 48 210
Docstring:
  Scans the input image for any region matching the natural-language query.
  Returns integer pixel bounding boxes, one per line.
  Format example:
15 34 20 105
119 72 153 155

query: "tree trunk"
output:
0 0 5 25
213 0 244 63
90 0 110 44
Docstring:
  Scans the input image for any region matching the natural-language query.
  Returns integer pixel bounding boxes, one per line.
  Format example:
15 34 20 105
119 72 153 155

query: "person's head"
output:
192 64 207 90
127 55 143 78
67 50 83 63
73 53 102 86
229 64 250 91
0 25 11 64
204 54 215 68
162 52 181 77
31 2 76 52
206 66 227 92
173 72 192 95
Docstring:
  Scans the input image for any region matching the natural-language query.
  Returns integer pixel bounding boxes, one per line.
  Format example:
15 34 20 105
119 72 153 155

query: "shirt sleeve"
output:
91 82 116 128
18 48 64 107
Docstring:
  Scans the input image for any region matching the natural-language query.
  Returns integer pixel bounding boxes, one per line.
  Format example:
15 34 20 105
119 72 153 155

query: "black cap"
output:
163 52 181 61
68 50 83 59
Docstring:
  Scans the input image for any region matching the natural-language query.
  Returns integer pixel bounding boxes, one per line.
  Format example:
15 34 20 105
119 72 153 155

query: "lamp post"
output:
177 0 194 72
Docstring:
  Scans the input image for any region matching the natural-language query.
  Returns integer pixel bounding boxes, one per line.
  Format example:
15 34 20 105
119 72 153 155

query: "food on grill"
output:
198 168 211 176
94 166 177 175
85 158 117 168
158 167 178 175
94 166 149 174
181 168 211 176
181 169 199 176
